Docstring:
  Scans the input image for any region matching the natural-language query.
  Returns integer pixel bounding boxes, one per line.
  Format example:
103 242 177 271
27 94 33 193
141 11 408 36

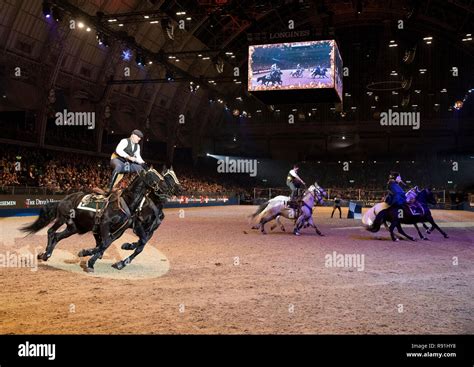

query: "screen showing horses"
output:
248 40 343 93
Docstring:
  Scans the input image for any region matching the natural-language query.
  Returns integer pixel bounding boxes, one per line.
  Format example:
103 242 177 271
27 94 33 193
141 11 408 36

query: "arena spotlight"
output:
454 100 463 110
42 1 51 18
96 32 109 47
122 49 132 61
356 0 363 14
189 81 200 93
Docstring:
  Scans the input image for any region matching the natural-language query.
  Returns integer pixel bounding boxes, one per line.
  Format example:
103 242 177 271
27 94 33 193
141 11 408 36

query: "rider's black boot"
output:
106 172 119 196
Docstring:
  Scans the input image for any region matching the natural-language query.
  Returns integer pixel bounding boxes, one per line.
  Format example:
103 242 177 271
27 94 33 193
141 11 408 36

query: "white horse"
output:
362 202 389 227
250 183 326 236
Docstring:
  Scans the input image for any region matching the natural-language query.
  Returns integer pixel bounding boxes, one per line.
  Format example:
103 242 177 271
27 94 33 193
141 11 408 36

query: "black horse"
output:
257 75 270 85
269 70 283 85
21 166 164 272
311 66 327 79
111 168 182 270
369 188 448 241
257 70 282 86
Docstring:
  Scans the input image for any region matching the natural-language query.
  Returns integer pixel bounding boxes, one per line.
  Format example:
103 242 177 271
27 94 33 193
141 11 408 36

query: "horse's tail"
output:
249 201 269 220
366 209 387 233
20 202 59 235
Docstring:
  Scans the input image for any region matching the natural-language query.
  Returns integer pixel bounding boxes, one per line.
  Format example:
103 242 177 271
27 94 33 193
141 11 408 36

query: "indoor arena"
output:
0 0 473 363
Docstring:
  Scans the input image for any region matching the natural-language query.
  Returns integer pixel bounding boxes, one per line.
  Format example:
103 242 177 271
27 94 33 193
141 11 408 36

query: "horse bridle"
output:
145 168 165 192
306 185 325 204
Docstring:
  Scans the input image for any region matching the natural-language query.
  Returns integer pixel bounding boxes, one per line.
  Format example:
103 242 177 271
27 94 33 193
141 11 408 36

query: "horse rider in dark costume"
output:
106 129 146 195
385 171 407 208
368 171 406 232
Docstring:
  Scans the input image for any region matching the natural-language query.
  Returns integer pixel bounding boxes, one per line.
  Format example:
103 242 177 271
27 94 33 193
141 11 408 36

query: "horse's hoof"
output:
261 231 267 235
294 231 301 236
281 227 286 232
77 250 86 257
270 225 276 231
317 232 324 236
444 235 449 239
84 267 94 273
393 238 399 242
121 243 134 250
37 252 48 261
112 262 124 270
423 237 429 241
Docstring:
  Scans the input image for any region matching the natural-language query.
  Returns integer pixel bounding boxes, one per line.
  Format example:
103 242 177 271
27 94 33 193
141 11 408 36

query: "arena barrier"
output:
253 187 448 208
0 194 239 217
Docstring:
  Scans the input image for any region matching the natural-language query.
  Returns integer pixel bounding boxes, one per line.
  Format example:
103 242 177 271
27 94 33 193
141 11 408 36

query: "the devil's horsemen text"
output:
25 198 60 207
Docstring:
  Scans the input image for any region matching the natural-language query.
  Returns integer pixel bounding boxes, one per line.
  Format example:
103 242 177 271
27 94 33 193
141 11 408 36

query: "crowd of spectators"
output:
0 146 110 193
0 145 257 197
0 145 469 202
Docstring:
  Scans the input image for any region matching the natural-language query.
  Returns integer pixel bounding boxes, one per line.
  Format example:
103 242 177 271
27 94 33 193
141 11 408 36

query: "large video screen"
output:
248 40 342 94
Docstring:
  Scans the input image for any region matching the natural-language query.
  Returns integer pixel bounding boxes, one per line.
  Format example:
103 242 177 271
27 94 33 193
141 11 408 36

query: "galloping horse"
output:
257 70 283 86
363 187 448 241
257 75 270 85
21 166 165 272
250 183 326 236
112 167 182 270
311 66 328 79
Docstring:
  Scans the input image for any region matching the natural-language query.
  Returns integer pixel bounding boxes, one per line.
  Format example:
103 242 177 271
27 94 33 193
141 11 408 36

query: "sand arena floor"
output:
0 206 473 334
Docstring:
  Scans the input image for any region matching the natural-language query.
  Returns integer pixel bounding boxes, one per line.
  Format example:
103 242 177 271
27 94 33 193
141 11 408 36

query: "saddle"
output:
77 193 109 212
287 199 299 209
78 190 129 234
404 202 425 216
288 186 305 209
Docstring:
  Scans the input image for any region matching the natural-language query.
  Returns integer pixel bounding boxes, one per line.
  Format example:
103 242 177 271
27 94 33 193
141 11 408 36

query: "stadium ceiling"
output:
164 0 474 58
47 0 473 93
